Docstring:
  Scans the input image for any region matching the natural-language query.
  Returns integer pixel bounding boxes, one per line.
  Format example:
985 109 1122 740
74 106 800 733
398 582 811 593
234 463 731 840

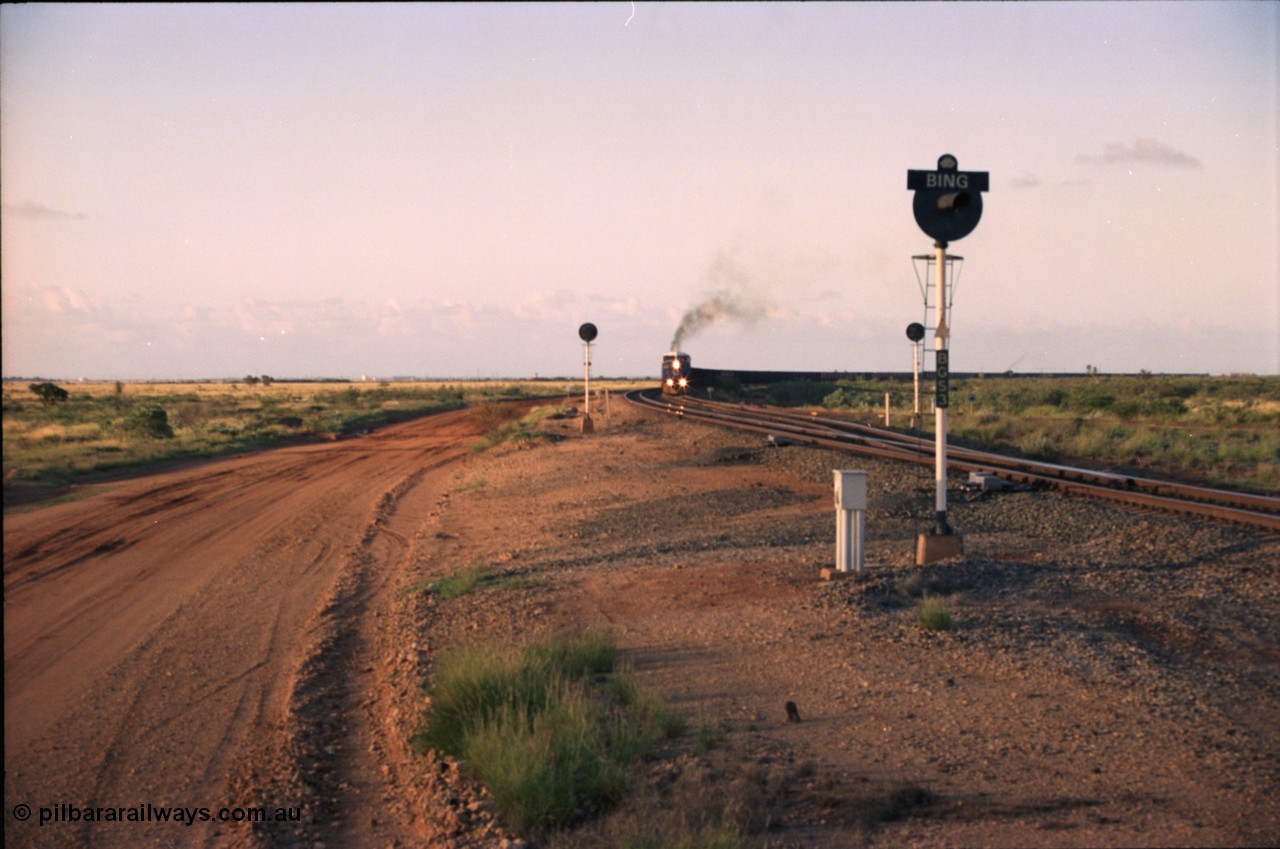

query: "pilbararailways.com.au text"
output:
17 802 302 827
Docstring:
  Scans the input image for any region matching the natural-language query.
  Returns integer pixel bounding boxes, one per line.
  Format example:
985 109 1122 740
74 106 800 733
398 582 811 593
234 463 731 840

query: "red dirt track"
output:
4 409 479 848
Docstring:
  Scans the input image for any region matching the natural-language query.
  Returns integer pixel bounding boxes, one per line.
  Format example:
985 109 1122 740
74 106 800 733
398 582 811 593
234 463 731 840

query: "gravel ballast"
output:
401 402 1280 848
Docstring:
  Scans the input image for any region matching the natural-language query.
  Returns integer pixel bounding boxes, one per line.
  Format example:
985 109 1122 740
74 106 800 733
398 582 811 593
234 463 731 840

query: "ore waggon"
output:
661 351 691 395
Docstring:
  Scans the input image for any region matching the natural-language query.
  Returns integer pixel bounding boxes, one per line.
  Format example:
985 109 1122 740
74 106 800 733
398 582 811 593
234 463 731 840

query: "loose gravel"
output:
403 404 1280 848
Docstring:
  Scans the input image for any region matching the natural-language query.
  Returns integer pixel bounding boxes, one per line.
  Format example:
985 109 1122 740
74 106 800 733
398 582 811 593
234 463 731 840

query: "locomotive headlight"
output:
671 360 681 371
665 378 674 387
678 378 688 387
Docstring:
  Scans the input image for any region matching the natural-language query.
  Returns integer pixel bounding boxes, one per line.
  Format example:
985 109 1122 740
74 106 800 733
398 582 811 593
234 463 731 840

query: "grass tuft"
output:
432 563 491 599
691 720 726 755
470 404 569 453
401 563 491 600
916 596 953 631
413 631 679 838
402 564 548 601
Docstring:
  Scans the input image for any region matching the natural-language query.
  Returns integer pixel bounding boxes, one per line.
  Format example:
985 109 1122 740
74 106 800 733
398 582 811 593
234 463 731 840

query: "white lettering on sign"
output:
926 173 969 189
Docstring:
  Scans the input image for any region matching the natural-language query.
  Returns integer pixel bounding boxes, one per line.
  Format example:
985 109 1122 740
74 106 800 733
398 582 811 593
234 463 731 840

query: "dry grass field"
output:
2 378 648 505
5 375 1277 507
762 374 1280 493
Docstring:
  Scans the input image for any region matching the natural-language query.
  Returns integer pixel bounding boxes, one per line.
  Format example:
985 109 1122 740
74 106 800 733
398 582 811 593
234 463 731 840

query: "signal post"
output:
906 322 925 430
907 154 988 564
578 323 597 433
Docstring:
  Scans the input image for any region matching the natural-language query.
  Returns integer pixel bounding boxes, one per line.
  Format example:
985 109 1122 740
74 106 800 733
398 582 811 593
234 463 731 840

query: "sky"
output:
2 1 1277 380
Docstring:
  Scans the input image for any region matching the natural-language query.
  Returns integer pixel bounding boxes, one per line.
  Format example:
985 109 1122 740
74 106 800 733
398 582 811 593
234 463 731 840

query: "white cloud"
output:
38 286 92 315
586 293 641 317
1076 138 1203 169
1 201 89 221
4 280 1273 379
513 289 582 320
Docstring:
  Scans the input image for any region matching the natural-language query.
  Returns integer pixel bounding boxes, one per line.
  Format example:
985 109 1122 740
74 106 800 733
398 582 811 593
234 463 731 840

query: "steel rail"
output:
626 389 1280 533
687 397 1280 514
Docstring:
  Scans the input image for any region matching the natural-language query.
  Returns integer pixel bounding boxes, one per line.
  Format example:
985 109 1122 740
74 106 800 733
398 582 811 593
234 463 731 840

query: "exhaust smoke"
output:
670 254 771 351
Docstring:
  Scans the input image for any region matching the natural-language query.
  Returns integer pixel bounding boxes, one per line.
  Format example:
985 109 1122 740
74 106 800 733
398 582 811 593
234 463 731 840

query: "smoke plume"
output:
669 254 771 351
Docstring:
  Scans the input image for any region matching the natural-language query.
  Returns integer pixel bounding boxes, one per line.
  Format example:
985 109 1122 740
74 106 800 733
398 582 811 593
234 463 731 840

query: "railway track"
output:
626 389 1280 533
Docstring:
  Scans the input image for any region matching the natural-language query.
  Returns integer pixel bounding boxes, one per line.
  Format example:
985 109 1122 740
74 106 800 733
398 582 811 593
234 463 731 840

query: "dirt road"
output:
4 409 481 849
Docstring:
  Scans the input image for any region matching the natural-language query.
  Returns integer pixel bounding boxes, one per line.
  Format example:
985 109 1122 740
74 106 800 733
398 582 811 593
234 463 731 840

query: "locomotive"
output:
661 351 691 395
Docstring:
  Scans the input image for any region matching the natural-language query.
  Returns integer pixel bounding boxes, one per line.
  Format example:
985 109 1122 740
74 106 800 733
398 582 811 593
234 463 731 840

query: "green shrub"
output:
708 375 743 397
471 405 559 452
821 379 889 410
464 688 632 832
404 564 549 601
124 405 174 439
766 381 837 406
29 382 69 405
1016 432 1060 461
1068 388 1115 413
414 632 679 837
432 563 491 599
603 669 687 740
524 632 618 681
916 597 953 631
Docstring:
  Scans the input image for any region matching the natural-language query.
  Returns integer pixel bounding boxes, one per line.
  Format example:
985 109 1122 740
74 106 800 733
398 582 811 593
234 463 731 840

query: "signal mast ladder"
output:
911 251 964 362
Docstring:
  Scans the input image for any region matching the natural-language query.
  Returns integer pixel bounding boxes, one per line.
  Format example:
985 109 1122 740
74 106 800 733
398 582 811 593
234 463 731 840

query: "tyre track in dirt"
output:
257 454 462 849
3 409 480 849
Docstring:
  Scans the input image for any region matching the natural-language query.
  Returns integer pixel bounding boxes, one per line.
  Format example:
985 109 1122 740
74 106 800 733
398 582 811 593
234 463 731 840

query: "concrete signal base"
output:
820 564 885 582
580 414 594 434
916 532 964 565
